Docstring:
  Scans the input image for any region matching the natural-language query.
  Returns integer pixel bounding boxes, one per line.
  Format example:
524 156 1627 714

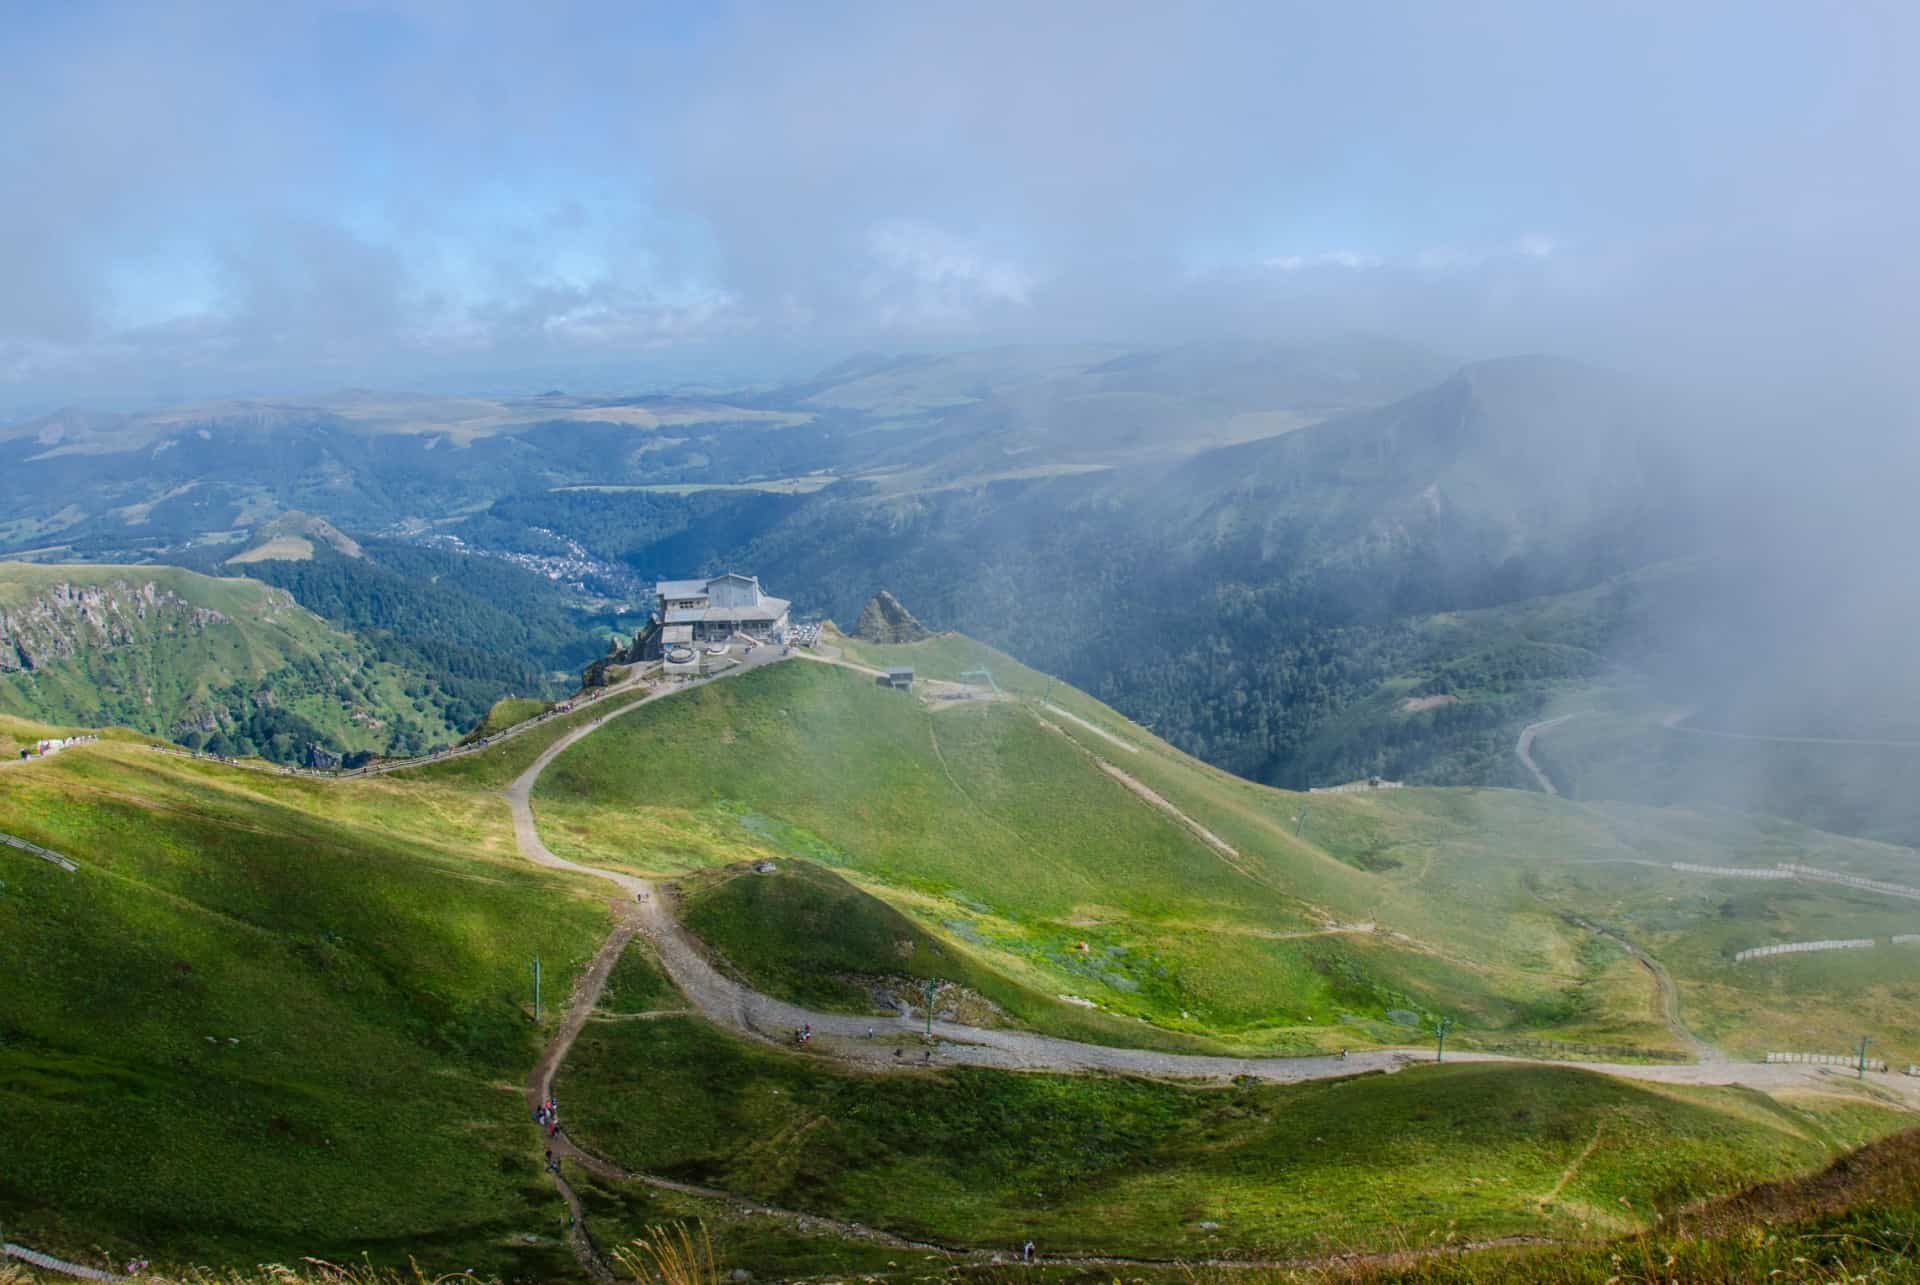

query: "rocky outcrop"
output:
583 622 659 687
0 581 228 672
852 590 931 644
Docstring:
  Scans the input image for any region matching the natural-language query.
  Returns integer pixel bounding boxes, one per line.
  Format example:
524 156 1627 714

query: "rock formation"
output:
853 590 931 644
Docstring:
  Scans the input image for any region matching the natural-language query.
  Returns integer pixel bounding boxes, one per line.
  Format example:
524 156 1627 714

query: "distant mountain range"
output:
1 337 1895 837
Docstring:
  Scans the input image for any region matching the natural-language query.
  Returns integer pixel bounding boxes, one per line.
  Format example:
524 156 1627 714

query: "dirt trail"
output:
1028 706 1264 888
1537 1123 1605 1209
1528 887 1725 1063
507 654 1920 1098
504 650 1920 1270
1043 701 1140 753
1516 714 1576 795
141 667 659 782
1661 707 1920 749
532 922 1557 1274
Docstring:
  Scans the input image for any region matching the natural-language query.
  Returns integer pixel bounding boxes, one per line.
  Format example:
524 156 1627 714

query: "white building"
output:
654 573 792 642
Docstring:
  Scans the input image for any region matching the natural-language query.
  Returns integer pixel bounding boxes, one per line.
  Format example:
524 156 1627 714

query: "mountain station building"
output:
654 573 792 644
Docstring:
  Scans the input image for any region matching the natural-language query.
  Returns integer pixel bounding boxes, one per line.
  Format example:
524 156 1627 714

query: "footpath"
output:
508 655 1920 1093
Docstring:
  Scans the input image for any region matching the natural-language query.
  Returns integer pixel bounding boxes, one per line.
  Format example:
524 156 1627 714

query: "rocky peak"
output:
853 590 931 644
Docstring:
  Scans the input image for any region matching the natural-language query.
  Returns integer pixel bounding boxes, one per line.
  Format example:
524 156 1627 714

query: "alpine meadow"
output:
7 4 1920 1283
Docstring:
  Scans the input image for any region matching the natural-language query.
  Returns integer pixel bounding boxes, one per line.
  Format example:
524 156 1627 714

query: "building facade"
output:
654 573 792 642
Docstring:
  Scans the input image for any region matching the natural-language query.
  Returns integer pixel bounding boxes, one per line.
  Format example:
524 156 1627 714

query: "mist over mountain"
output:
12 6 1920 1279
8 331 1908 841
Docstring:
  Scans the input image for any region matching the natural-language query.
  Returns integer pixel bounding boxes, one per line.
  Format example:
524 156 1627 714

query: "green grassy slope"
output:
462 696 550 742
680 858 1050 1020
7 641 1920 1279
0 739 609 1276
560 950 1910 1260
539 654 1920 1060
0 562 459 761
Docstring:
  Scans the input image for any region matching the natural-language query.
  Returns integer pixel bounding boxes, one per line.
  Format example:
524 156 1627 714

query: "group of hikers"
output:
533 1095 561 1138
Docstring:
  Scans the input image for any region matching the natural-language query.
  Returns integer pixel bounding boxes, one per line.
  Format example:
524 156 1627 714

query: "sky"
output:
2 0 1915 409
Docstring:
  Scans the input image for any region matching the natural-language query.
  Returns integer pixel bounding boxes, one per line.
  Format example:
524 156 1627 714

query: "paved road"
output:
506 657 1920 1105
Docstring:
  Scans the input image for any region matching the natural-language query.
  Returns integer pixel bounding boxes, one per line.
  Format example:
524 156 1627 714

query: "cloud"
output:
0 1 1915 405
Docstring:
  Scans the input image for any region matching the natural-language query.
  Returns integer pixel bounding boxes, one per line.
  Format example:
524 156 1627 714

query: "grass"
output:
535 660 1366 1051
557 965 1913 1263
680 858 1039 1020
403 681 664 791
0 562 460 755
461 696 550 742
0 739 614 1278
12 632 1920 1280
534 657 1920 1061
224 534 316 563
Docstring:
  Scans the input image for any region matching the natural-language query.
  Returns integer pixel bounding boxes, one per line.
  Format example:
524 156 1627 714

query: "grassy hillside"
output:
560 943 1910 1259
680 858 1054 1022
7 647 1920 1279
536 653 1920 1060
0 737 610 1275
463 696 550 742
0 562 461 762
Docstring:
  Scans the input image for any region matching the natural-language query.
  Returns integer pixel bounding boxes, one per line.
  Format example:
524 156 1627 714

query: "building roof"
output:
661 624 694 643
663 597 791 624
656 578 709 600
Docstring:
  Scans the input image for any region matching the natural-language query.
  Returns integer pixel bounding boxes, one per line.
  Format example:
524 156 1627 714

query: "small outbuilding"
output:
879 667 915 691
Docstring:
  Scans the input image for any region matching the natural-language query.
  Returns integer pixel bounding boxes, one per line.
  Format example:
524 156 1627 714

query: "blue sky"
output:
1 1 1913 408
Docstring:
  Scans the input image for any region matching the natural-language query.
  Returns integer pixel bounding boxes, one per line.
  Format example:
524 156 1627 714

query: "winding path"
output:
506 655 1918 1091
505 662 1920 1273
1516 714 1576 795
1660 707 1920 750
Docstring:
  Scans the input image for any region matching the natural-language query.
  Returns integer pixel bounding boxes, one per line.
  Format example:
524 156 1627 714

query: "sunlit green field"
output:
535 655 1920 1060
560 941 1911 1260
0 738 607 1276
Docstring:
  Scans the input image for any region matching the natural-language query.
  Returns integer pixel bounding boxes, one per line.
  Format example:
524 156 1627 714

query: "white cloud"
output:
861 220 1035 329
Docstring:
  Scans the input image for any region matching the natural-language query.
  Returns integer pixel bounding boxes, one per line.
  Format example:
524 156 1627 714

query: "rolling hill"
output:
533 644 1920 1060
0 562 461 762
7 639 1920 1277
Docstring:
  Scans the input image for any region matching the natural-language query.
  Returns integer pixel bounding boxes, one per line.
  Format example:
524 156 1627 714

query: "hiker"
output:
866 1026 876 1039
1023 1240 1035 1263
894 1048 903 1058
923 1049 932 1062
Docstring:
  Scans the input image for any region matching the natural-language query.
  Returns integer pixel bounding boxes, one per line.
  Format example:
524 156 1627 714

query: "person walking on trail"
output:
1022 1240 1035 1264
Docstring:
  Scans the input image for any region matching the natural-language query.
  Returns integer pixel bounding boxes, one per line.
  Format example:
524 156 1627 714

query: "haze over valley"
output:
5 3 1920 1282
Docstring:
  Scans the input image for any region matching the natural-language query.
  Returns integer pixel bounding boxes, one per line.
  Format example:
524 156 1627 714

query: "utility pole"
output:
1858 1035 1873 1079
924 978 938 1038
533 955 542 1021
1434 1015 1455 1063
